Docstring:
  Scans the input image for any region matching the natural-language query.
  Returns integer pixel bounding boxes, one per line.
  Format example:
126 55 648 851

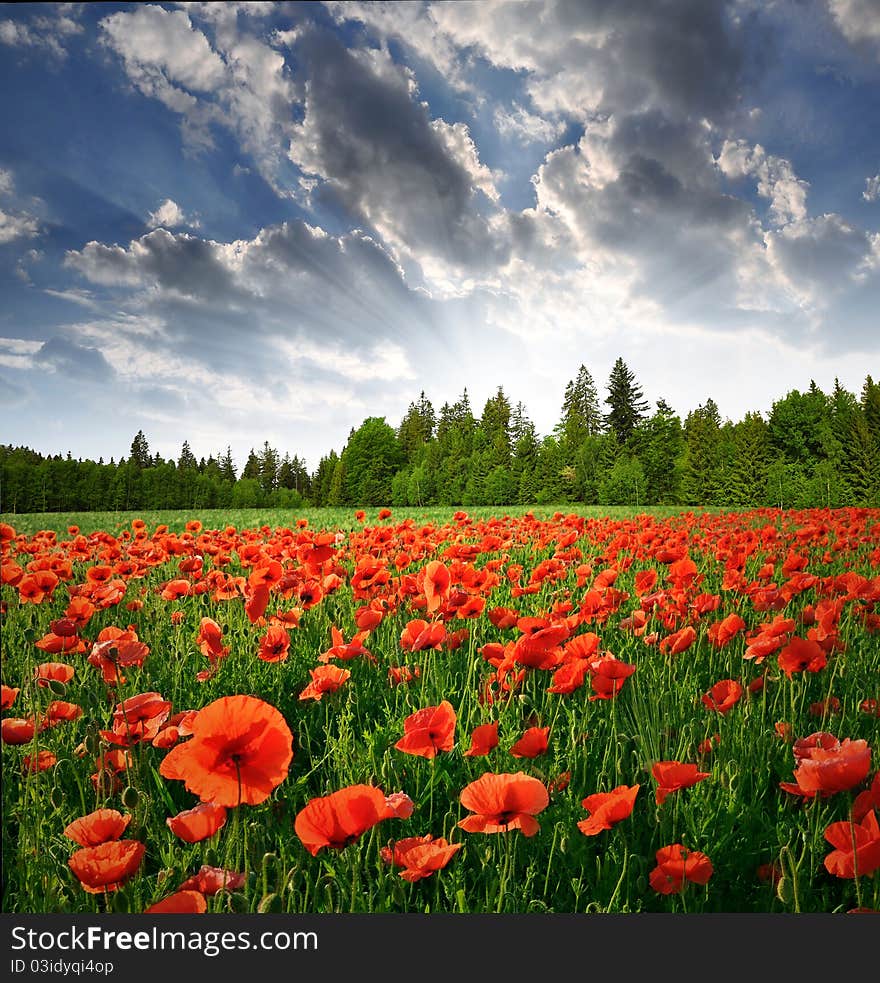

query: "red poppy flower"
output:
780 738 871 798
422 560 451 615
463 722 499 758
512 621 568 670
161 578 191 601
64 809 132 847
649 844 713 894
634 569 659 596
102 692 172 746
43 700 83 727
68 840 146 894
145 890 207 914
387 664 420 686
659 626 697 656
23 750 57 772
458 772 549 837
179 866 246 896
577 785 639 836
707 614 747 648
488 607 519 630
34 662 75 687
823 811 880 879
160 695 293 807
394 701 456 759
299 665 351 702
588 654 636 701
35 633 86 656
701 679 744 715
294 784 389 856
653 761 710 805
1 718 36 745
167 802 228 843
853 773 880 823
258 625 290 663
400 619 447 652
383 791 415 819
380 835 462 882
244 584 270 624
196 617 229 663
319 626 373 663
1 684 19 710
777 636 827 678
510 726 549 759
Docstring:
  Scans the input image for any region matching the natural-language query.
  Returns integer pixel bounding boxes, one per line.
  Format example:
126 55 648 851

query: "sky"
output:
1 0 879 472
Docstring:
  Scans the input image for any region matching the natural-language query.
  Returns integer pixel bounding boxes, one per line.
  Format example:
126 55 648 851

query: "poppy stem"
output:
849 811 863 910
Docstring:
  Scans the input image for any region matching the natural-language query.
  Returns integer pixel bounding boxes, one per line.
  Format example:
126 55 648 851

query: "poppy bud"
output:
50 785 66 809
776 876 793 905
204 847 219 867
24 628 37 644
227 892 249 913
122 785 139 809
48 680 67 697
111 890 130 913
84 732 101 756
258 892 282 913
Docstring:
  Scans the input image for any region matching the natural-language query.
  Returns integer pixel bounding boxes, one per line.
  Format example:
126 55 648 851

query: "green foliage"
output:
3 376 877 514
341 417 404 505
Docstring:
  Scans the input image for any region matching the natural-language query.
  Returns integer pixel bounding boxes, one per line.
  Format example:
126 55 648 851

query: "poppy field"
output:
1 505 879 914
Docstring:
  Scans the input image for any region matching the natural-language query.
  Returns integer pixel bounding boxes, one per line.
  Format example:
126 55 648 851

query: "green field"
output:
2 505 878 913
0 504 712 538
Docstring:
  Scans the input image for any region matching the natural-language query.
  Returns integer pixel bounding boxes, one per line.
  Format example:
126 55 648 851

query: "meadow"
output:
1 505 878 914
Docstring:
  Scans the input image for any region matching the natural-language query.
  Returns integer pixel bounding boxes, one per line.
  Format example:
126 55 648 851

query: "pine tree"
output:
639 399 684 504
683 399 722 505
241 449 260 481
726 411 770 507
178 440 197 471
604 358 649 445
258 441 279 494
861 375 880 441
560 364 602 445
219 447 237 482
397 391 436 462
129 430 151 469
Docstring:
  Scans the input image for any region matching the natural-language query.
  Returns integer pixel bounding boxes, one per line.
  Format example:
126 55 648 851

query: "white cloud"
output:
717 139 809 226
493 104 565 144
0 18 66 58
827 0 880 58
100 6 226 93
0 208 40 244
146 198 200 229
863 173 880 201
99 4 297 186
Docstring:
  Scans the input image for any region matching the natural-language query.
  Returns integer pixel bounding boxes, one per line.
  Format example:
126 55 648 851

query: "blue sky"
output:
1 0 879 471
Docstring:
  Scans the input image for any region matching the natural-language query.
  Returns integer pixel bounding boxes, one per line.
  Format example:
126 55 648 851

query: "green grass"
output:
2 504 714 538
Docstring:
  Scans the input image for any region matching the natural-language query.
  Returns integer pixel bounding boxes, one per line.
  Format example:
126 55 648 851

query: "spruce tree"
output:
561 364 602 445
177 440 197 471
604 358 649 445
219 446 237 482
129 430 151 470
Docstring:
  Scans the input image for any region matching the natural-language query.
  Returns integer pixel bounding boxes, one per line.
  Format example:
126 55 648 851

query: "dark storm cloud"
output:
550 0 756 120
33 336 115 381
64 229 243 301
288 29 507 272
62 219 444 383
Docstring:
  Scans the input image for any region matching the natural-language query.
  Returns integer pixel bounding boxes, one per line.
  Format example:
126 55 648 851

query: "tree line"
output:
2 359 879 513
